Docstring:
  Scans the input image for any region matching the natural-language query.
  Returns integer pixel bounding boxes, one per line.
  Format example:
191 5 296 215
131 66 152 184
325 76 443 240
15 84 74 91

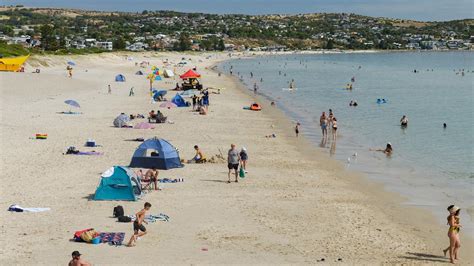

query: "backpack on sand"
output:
113 206 124 217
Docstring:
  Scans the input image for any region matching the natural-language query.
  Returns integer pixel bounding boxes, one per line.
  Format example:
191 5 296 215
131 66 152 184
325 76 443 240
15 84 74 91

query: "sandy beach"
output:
0 52 472 265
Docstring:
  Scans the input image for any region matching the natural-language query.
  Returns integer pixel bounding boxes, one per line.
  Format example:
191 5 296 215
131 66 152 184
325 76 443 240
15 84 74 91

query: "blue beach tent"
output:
129 138 184 170
171 93 187 107
94 166 142 201
115 74 126 82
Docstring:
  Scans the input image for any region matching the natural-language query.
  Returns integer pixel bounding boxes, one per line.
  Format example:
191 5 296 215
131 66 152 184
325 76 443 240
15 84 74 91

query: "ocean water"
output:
218 51 474 234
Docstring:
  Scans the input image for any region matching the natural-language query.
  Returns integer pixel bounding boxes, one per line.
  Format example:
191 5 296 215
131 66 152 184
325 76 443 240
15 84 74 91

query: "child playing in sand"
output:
127 202 152 247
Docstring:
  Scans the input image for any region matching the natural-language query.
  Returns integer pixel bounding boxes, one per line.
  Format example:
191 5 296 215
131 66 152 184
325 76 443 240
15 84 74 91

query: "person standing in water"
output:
443 205 462 264
253 82 258 95
400 115 408 127
320 112 328 138
295 122 300 137
331 117 338 140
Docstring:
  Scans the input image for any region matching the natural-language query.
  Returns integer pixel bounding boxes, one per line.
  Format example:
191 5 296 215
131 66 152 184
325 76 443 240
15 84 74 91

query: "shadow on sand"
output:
399 252 448 263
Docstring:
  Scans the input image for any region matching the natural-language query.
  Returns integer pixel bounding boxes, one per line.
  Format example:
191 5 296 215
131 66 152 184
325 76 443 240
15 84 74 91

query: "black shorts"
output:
228 163 239 170
133 221 146 233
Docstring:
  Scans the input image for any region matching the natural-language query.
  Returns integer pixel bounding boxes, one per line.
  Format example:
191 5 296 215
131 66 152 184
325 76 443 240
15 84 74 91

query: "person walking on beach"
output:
254 82 258 95
227 144 240 183
68 251 91 266
295 122 300 137
108 84 111 94
320 112 328 138
129 87 135 96
443 205 462 264
127 202 151 247
240 147 248 173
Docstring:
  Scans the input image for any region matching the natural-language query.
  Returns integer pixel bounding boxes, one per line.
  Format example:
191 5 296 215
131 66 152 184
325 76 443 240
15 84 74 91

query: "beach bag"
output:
113 206 124 217
80 229 98 243
118 216 132 223
239 167 245 178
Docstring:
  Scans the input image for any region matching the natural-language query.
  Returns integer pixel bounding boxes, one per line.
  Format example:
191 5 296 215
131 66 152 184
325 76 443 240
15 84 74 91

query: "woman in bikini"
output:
443 205 462 264
331 117 338 140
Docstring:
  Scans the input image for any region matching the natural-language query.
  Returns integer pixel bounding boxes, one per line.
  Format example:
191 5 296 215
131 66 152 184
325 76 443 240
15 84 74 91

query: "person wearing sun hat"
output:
443 205 462 264
69 251 91 266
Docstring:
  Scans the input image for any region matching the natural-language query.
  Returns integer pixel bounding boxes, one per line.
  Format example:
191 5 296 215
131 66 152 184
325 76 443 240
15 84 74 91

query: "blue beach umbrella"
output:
64 100 80 108
67 61 76 66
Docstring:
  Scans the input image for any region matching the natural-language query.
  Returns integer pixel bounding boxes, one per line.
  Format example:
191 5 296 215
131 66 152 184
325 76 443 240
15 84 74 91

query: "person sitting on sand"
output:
199 106 208 115
142 168 159 190
371 143 393 156
127 202 151 247
149 110 156 119
189 145 206 163
69 251 91 266
443 205 462 264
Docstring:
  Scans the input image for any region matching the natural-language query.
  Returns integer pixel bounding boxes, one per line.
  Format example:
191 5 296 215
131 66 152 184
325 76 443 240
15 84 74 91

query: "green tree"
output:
176 33 191 51
325 39 334 49
113 37 126 50
217 39 225 51
40 24 57 50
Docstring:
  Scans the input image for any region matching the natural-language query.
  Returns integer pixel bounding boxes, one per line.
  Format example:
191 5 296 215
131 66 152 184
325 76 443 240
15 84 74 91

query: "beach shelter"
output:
180 69 201 79
115 74 126 82
135 70 144 75
0 55 29 72
163 69 174 78
67 60 76 66
129 138 184 169
94 166 142 201
171 93 188 107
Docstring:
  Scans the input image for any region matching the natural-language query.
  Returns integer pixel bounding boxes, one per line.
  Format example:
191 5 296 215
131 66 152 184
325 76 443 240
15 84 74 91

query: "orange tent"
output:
180 69 201 79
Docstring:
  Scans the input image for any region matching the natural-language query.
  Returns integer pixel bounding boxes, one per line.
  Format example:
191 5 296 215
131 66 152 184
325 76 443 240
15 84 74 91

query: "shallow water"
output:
218 51 474 235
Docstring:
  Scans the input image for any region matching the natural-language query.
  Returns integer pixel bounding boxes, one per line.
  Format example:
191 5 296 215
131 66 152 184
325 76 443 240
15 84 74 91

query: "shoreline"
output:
0 51 472 264
212 54 474 259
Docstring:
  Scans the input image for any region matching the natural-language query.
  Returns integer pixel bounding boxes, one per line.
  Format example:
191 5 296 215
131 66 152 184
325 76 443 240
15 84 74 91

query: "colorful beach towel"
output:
158 178 184 183
99 232 126 246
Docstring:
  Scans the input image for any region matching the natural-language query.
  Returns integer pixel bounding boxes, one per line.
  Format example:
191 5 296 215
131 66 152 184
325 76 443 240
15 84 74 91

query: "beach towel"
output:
128 213 170 223
73 152 104 156
158 178 183 183
57 111 83 115
99 232 126 246
8 204 50 213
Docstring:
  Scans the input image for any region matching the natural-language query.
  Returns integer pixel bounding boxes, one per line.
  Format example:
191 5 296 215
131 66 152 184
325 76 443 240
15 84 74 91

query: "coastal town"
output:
0 5 473 55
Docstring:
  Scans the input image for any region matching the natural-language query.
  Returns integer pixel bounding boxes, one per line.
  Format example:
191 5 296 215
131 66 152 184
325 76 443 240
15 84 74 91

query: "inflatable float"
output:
250 103 262 111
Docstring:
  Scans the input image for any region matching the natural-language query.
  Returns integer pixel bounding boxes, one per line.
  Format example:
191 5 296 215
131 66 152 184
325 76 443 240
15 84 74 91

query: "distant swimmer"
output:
444 123 447 128
351 76 355 82
349 100 358 106
371 142 393 156
260 77 263 82
250 72 253 78
289 79 295 90
400 115 408 127
346 83 353 90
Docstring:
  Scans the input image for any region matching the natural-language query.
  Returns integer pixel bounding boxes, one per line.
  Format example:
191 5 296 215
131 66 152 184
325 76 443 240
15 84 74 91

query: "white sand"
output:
0 52 472 265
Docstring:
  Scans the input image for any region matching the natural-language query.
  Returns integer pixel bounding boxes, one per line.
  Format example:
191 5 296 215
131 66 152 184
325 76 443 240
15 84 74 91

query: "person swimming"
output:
371 143 393 156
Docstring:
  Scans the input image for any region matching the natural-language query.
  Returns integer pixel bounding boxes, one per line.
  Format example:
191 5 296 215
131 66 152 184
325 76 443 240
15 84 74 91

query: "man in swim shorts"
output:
127 202 151 247
320 112 328 137
227 144 240 183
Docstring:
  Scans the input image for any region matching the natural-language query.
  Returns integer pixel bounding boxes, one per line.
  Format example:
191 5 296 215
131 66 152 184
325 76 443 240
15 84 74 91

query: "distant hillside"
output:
0 6 472 52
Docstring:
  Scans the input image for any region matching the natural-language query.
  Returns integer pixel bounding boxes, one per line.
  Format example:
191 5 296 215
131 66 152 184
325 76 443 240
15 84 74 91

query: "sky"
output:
2 0 473 21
